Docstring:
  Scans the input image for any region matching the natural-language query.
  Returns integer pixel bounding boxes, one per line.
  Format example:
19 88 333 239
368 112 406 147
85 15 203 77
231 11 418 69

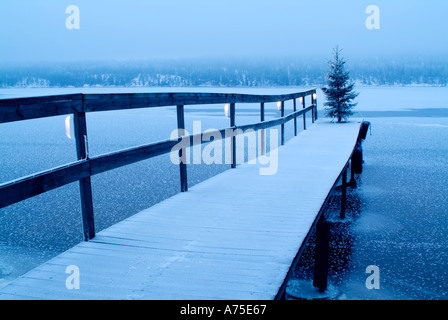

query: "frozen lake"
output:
1 86 448 299
289 116 448 300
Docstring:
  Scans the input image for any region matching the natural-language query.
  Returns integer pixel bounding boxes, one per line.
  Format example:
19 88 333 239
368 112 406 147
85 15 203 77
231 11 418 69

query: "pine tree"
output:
322 47 358 122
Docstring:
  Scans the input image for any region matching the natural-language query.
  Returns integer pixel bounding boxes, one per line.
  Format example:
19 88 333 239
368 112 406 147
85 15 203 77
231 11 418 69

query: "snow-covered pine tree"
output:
322 47 358 122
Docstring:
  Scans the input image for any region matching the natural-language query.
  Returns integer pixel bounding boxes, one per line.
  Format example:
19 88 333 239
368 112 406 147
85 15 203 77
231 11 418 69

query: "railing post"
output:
293 98 297 136
176 105 188 192
260 102 265 156
302 96 307 130
314 90 318 121
350 157 357 188
313 218 330 293
311 94 315 124
341 166 347 219
73 109 95 241
230 103 236 168
280 101 285 146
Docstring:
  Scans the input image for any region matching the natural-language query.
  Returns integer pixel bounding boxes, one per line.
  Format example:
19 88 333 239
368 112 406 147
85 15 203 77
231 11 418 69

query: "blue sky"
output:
0 0 447 62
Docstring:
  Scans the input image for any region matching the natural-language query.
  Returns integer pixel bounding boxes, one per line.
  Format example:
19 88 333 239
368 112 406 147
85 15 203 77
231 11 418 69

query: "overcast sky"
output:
0 0 447 63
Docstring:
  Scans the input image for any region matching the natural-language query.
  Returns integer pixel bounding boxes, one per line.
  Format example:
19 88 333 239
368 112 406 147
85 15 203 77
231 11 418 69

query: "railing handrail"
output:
0 90 315 124
0 89 318 241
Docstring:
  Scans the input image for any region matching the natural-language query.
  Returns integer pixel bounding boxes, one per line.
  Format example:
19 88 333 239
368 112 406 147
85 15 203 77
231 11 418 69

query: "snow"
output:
344 86 448 112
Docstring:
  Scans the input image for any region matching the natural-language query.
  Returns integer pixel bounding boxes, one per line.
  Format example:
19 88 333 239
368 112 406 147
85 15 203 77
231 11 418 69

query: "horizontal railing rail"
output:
0 106 315 208
0 91 316 124
0 90 318 240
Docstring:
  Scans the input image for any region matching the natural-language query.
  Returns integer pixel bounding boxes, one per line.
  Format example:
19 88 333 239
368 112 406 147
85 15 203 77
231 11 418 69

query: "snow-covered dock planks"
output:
0 120 361 300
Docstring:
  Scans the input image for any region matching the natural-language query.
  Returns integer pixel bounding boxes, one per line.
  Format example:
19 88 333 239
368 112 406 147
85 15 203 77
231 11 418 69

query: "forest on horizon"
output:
1 56 447 88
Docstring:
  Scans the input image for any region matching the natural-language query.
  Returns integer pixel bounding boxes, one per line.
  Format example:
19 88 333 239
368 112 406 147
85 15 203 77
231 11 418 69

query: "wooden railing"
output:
0 90 318 240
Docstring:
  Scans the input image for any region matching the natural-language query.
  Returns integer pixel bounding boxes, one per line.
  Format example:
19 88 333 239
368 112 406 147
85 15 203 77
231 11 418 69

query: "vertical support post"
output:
73 110 95 241
230 103 236 168
260 102 265 156
302 96 306 130
260 102 265 122
293 98 297 136
313 219 330 293
280 101 285 146
341 167 347 219
176 105 188 192
350 157 356 188
314 90 318 121
311 94 315 124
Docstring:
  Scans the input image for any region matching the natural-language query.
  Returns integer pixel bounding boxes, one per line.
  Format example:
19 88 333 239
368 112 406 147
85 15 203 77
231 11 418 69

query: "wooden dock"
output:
0 90 367 300
0 119 362 300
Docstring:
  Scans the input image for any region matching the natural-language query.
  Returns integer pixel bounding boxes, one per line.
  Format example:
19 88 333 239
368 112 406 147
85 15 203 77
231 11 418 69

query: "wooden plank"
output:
0 161 90 208
0 94 83 124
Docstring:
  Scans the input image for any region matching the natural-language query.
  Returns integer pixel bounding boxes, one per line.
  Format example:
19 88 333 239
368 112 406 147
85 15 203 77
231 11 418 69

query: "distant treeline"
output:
1 57 447 88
